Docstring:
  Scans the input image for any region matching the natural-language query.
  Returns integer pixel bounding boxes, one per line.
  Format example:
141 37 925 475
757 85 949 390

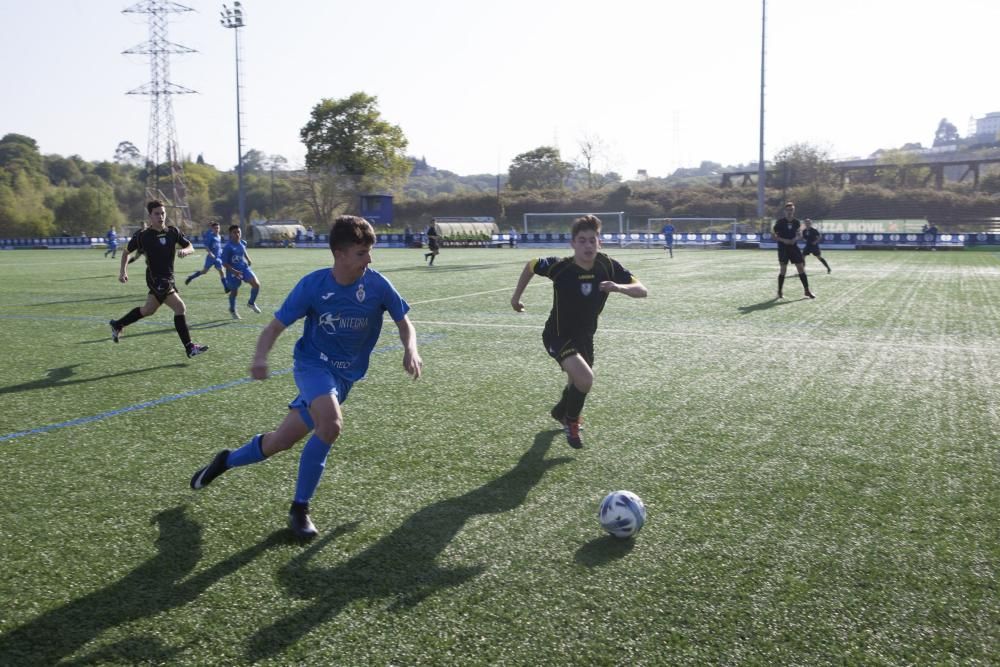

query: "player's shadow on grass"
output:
78 318 236 345
54 274 120 282
0 506 290 666
737 297 794 314
245 429 572 662
0 363 187 395
21 294 137 307
574 534 636 567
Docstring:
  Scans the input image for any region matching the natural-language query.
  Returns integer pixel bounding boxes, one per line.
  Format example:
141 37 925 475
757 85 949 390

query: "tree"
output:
773 143 835 188
241 148 268 173
0 134 52 235
933 118 960 146
300 92 410 180
508 146 571 190
0 134 46 182
299 92 410 226
577 134 610 189
52 184 126 235
45 155 86 187
114 141 143 167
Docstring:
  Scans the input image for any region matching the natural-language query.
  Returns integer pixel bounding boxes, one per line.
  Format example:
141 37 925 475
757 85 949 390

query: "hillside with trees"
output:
3 109 999 239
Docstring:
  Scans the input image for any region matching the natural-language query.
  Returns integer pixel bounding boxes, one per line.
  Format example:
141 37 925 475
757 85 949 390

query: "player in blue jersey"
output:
220 225 262 319
661 220 675 258
189 215 423 539
103 227 118 258
510 214 647 449
184 222 228 291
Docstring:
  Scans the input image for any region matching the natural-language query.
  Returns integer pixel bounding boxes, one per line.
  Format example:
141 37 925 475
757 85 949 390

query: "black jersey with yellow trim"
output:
127 225 191 279
532 252 634 337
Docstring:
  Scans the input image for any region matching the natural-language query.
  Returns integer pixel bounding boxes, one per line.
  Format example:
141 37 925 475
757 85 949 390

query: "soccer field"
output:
0 246 997 665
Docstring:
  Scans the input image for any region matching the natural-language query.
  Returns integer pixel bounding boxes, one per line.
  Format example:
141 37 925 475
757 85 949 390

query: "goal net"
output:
522 211 624 246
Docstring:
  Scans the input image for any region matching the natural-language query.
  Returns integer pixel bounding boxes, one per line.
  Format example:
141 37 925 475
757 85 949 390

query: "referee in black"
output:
109 200 209 358
773 202 815 299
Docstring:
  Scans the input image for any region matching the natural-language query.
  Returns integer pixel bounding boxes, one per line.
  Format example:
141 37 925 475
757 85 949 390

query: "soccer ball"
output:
598 490 647 539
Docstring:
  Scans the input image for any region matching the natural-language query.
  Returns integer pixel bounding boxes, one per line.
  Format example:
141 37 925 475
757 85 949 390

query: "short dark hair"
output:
146 200 165 214
329 215 376 252
228 224 240 232
784 201 795 208
570 214 602 238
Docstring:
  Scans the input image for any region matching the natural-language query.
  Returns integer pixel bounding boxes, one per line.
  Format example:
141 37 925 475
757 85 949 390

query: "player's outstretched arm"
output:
599 279 648 298
250 318 286 380
395 315 422 380
510 262 535 312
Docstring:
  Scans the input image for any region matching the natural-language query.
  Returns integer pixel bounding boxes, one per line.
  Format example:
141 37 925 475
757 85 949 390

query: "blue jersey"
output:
221 239 250 271
275 267 410 382
106 229 118 245
202 231 223 258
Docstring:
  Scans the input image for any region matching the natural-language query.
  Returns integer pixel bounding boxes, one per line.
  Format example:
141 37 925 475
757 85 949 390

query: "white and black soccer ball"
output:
598 490 647 539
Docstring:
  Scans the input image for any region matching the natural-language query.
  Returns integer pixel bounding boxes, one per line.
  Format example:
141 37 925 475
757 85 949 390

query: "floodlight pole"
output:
756 0 767 221
221 2 246 231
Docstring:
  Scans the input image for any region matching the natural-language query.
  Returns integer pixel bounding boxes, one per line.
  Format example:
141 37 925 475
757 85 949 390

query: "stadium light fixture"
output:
220 2 247 231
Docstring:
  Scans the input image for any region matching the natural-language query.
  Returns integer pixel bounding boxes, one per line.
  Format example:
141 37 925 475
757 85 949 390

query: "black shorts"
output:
803 245 822 257
147 275 177 303
542 329 594 367
428 239 439 252
777 243 804 265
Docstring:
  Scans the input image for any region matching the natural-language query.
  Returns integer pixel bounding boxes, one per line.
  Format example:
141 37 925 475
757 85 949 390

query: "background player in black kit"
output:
510 214 647 448
423 223 440 265
109 200 209 358
801 218 831 273
773 202 816 299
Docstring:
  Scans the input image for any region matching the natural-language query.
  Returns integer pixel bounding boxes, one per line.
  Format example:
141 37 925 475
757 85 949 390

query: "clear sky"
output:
2 0 998 178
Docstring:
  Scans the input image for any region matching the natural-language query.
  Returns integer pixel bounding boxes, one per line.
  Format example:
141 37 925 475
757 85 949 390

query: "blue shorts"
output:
225 267 257 291
203 255 223 271
287 361 354 430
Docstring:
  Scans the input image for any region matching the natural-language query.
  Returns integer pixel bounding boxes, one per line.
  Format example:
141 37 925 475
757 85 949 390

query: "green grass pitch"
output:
0 245 997 665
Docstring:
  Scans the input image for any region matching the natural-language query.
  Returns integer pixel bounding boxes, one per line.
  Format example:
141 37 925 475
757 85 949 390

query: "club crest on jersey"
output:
159 236 167 245
356 284 366 303
580 282 592 296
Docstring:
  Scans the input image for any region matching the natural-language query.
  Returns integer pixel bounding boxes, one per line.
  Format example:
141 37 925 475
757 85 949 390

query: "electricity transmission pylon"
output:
122 0 197 229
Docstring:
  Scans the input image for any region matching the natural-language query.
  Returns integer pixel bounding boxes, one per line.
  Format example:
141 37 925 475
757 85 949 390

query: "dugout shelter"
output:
429 217 499 246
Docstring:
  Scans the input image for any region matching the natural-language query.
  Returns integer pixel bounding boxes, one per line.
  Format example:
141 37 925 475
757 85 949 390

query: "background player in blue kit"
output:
220 225 262 319
189 215 423 539
510 214 647 449
661 220 675 258
184 221 227 291
103 227 118 258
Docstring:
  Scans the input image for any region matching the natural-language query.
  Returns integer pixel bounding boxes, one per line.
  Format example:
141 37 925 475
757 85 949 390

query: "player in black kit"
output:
801 219 831 273
510 214 647 448
108 200 209 358
773 202 816 299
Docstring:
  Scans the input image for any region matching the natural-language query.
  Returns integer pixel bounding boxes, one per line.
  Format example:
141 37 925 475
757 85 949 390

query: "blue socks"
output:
227 434 266 468
249 286 259 305
228 292 237 312
294 434 333 504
